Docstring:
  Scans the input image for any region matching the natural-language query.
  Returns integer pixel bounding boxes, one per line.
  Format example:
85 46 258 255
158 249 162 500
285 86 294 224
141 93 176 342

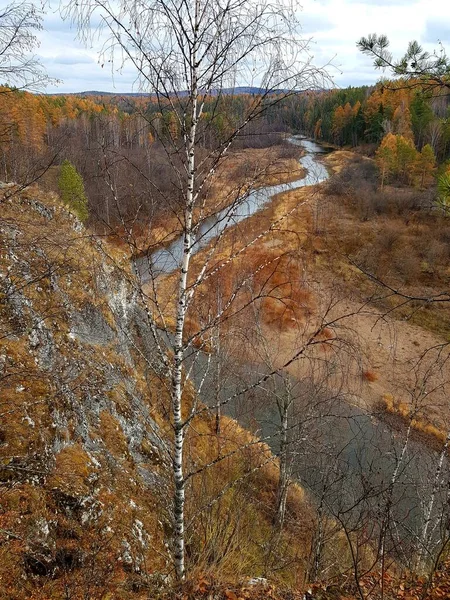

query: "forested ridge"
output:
285 83 450 153
2 81 450 231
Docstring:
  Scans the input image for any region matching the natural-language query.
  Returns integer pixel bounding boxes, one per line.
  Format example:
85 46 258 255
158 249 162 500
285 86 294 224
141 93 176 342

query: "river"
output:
136 136 447 564
134 137 330 281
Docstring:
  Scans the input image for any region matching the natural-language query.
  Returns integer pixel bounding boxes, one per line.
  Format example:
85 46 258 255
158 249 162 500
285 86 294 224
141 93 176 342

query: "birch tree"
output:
0 1 52 91
63 0 328 580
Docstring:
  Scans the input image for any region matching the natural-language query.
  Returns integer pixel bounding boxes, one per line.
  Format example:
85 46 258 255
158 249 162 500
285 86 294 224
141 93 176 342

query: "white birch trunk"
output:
275 393 290 531
416 430 450 572
172 4 199 578
380 420 412 580
171 127 195 580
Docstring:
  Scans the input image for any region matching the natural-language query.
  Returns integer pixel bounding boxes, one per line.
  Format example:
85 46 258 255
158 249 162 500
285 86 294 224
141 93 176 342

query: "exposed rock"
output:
69 302 115 345
0 186 172 598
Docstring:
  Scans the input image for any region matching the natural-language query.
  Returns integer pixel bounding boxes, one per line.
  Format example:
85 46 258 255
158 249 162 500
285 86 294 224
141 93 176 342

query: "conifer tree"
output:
58 159 89 222
437 169 450 215
415 143 436 189
375 133 396 188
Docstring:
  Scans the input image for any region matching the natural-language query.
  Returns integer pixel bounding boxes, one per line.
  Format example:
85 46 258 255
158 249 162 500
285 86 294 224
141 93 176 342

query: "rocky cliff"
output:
0 185 173 598
0 185 314 599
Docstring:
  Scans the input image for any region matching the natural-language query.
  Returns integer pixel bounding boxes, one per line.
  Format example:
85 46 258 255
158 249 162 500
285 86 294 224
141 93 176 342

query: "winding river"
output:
135 136 330 281
136 136 445 558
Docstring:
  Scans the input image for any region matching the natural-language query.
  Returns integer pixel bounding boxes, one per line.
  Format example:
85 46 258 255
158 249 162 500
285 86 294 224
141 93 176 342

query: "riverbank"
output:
127 144 305 259
135 138 327 281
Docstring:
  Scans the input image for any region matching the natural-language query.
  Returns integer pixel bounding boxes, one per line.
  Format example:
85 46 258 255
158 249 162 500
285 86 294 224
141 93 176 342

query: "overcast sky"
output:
34 0 450 93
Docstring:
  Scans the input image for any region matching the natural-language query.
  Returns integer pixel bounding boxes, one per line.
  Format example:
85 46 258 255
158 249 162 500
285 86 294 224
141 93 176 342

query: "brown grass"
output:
47 444 95 496
378 394 448 451
185 413 314 587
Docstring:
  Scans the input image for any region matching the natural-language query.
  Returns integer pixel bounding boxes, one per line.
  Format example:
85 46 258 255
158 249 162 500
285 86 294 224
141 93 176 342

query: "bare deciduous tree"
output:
0 1 53 91
63 0 330 581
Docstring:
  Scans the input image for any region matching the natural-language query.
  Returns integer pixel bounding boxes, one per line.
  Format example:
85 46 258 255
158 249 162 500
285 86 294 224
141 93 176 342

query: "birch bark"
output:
171 5 200 576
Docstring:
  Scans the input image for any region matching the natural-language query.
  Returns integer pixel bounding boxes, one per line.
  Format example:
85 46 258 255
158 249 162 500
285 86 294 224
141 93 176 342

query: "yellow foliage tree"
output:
376 132 419 187
375 133 396 188
415 144 436 188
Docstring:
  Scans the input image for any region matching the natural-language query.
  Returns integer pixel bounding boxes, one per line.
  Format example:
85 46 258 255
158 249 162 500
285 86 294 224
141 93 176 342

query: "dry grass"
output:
378 394 448 451
185 414 314 587
47 444 94 495
320 152 450 340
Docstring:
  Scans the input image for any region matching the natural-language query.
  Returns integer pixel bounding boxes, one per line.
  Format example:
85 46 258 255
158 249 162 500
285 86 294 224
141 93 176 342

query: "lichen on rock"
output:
0 186 171 598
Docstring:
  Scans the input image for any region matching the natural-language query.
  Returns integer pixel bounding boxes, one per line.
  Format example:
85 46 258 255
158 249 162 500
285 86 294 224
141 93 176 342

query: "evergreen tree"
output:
410 92 434 148
365 102 385 143
358 35 450 93
437 169 450 214
58 159 89 222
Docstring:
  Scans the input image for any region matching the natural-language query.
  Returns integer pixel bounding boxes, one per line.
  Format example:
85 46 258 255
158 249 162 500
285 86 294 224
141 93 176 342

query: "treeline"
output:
282 83 450 160
0 87 285 170
0 88 287 228
0 88 154 177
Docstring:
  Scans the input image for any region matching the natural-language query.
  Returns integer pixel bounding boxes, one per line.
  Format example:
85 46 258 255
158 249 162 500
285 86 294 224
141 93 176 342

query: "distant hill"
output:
51 86 294 97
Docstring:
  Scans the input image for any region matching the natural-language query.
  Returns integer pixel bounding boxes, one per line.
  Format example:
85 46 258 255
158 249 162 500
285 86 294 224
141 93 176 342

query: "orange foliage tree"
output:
376 132 419 186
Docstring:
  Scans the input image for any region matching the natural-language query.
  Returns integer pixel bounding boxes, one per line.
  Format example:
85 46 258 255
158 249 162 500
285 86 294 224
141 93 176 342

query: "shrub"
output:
324 159 378 199
362 369 378 382
58 159 89 222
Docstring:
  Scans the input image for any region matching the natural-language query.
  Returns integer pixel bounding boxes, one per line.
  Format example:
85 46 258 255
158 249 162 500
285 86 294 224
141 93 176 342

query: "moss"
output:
108 383 133 419
139 439 160 464
98 411 129 459
48 444 94 496
2 484 44 513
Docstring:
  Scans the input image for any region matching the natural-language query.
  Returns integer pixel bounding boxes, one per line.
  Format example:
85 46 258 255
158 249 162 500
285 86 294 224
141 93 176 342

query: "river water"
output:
136 136 447 563
135 137 330 281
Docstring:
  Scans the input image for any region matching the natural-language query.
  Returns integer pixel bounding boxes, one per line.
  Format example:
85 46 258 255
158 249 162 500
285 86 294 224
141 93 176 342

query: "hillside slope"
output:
0 184 174 597
0 185 314 599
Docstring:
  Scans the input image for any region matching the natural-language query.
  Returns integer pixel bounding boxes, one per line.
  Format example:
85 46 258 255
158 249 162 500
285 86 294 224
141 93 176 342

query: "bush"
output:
362 369 378 382
325 159 378 221
58 159 89 222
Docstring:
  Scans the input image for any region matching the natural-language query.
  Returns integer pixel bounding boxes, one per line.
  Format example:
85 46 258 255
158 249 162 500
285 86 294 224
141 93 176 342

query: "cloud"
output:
43 10 104 33
42 56 140 94
314 0 419 3
347 0 419 4
35 0 450 93
300 14 335 34
51 53 95 66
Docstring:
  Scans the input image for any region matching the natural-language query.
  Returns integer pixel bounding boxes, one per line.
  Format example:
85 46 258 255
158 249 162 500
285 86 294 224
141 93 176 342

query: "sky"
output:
29 0 450 93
